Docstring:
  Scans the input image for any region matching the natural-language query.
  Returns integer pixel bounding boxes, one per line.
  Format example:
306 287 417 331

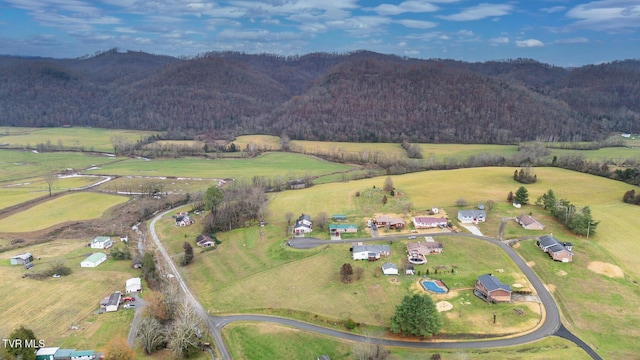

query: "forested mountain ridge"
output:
1 49 638 143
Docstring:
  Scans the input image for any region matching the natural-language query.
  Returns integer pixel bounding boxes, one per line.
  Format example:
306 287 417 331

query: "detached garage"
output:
80 253 107 268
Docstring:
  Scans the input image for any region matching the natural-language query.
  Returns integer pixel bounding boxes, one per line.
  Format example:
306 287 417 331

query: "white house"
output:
293 213 313 235
126 277 141 293
352 245 390 260
90 236 113 249
104 292 121 312
382 262 399 275
80 252 107 268
457 210 486 223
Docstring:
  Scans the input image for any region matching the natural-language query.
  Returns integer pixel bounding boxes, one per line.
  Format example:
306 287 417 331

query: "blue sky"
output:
0 0 639 66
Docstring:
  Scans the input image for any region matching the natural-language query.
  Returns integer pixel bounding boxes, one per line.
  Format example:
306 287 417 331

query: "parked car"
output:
408 236 416 239
123 304 136 309
122 296 135 302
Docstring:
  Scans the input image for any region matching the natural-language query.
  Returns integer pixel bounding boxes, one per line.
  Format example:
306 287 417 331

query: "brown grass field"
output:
0 239 137 351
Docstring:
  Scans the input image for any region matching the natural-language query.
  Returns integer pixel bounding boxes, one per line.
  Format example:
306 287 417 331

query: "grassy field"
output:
97 176 215 195
0 192 129 232
0 239 138 351
222 323 589 360
0 149 122 182
0 176 99 210
233 135 282 151
0 127 160 153
83 152 357 180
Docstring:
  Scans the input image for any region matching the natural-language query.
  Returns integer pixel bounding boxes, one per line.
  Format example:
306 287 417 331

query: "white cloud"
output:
398 41 407 47
396 19 438 29
439 3 513 21
456 29 473 36
490 36 509 45
516 39 544 47
540 6 566 14
373 1 440 16
566 0 640 31
553 37 589 44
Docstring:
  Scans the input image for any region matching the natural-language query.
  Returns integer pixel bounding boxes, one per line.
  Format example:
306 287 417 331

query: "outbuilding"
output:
80 252 107 268
36 347 60 360
104 292 121 312
10 252 33 265
382 262 399 275
126 277 141 293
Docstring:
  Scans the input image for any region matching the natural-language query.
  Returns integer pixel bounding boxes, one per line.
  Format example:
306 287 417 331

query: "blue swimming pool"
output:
421 279 447 294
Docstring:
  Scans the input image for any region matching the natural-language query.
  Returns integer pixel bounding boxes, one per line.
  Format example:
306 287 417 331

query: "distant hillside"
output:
0 50 638 143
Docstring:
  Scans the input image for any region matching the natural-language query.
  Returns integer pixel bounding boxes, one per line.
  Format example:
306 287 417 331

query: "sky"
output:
0 0 639 66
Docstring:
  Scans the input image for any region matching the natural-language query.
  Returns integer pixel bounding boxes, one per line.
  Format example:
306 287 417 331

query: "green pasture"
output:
0 127 160 153
0 149 122 182
0 192 128 232
0 176 100 210
551 147 640 163
97 176 215 195
222 324 588 360
0 239 138 350
83 152 357 180
290 139 407 159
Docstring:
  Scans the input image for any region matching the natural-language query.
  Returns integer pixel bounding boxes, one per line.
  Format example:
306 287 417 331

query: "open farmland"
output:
0 176 99 211
0 127 160 153
233 135 282 151
0 192 128 232
0 150 122 182
0 239 137 350
83 152 357 180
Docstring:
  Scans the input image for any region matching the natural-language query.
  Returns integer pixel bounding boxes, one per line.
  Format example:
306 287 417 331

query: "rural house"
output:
288 179 306 190
412 216 448 229
80 253 107 268
90 236 113 249
126 277 141 293
10 252 33 265
474 274 512 303
293 213 313 235
457 210 486 223
175 212 194 226
382 262 399 275
100 292 122 312
352 245 390 261
406 241 444 255
515 214 545 230
195 234 215 247
374 215 405 229
536 235 573 262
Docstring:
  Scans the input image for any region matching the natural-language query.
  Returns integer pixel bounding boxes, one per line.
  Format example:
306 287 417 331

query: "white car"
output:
52 274 61 278
123 303 136 309
408 236 416 239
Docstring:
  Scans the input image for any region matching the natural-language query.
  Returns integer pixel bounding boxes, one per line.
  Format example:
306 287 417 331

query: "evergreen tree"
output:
390 294 442 337
181 242 194 266
514 186 529 205
340 263 354 283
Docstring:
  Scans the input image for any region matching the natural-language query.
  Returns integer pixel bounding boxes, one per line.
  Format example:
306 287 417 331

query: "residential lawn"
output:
0 149 122 182
0 192 129 232
222 325 589 360
0 239 139 350
0 176 102 211
83 152 357 180
0 127 160 153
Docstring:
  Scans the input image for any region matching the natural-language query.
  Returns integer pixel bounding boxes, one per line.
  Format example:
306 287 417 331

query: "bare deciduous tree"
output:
170 303 202 359
315 211 328 230
383 177 394 193
44 171 57 197
137 317 166 355
352 330 391 360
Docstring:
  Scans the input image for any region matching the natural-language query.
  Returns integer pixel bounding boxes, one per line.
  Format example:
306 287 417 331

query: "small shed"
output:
382 262 399 275
126 277 141 293
70 350 95 360
53 348 75 360
10 252 33 265
332 214 347 221
80 253 107 268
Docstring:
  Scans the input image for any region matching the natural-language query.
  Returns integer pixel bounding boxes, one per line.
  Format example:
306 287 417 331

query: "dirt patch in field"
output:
557 270 568 276
588 261 624 278
512 242 521 249
545 284 556 293
255 322 299 334
527 261 536 267
436 301 453 312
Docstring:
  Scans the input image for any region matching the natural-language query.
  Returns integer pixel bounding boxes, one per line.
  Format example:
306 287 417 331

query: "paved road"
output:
151 213 600 359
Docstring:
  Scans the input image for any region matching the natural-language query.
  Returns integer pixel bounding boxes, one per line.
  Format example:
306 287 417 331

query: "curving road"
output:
149 212 601 359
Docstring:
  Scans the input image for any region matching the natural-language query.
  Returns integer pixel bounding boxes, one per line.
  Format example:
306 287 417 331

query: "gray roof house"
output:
457 210 486 223
474 274 512 302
